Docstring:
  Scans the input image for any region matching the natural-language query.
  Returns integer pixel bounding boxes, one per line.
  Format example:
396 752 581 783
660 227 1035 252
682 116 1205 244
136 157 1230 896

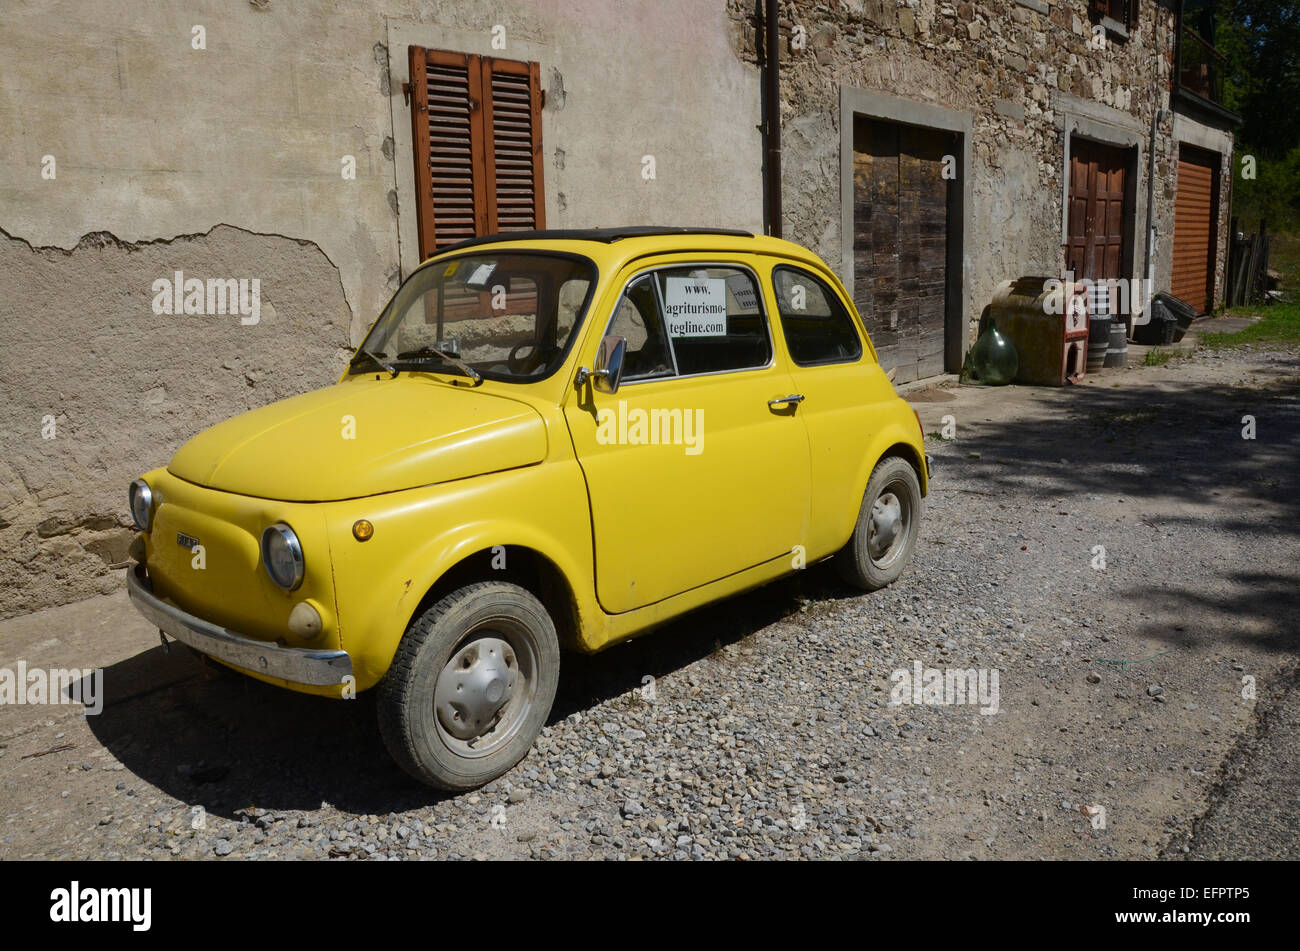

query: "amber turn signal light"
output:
352 519 374 541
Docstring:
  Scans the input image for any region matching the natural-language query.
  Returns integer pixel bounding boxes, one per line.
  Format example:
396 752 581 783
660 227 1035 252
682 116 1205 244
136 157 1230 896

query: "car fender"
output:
839 418 929 552
325 463 599 690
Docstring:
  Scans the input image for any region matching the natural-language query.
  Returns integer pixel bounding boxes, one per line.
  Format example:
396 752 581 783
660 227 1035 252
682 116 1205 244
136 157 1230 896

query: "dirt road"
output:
2 342 1297 860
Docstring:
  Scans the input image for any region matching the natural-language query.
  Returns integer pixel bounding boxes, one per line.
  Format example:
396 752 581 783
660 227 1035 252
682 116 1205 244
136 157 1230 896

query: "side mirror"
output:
589 335 626 394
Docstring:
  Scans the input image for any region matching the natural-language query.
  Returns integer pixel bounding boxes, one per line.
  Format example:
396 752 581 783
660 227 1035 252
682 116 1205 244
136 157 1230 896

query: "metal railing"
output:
1178 24 1225 105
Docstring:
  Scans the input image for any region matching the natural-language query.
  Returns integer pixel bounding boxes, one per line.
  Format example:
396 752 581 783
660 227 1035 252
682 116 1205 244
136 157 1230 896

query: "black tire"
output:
377 581 559 791
835 455 922 591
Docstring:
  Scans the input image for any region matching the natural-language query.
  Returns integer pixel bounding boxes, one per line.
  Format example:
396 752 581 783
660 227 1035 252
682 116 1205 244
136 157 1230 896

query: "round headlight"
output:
129 479 154 532
261 523 304 591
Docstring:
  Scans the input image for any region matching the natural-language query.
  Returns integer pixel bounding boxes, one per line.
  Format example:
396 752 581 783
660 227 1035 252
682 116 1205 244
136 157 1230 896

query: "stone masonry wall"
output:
729 0 1193 350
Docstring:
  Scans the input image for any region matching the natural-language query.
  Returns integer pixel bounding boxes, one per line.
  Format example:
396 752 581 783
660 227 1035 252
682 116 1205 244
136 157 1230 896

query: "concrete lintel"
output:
1172 113 1233 157
1051 89 1145 138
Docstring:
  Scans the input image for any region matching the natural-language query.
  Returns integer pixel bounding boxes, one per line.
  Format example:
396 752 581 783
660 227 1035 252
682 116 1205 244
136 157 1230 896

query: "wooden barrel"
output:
1103 320 1128 368
1087 316 1111 371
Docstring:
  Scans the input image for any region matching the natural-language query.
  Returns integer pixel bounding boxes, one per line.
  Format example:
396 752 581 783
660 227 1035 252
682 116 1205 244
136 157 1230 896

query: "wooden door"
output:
852 118 956 383
1067 139 1129 283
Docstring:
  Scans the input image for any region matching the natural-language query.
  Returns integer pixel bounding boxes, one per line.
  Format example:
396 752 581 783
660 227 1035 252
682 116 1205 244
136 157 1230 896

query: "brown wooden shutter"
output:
1089 0 1137 27
409 47 544 260
481 57 545 234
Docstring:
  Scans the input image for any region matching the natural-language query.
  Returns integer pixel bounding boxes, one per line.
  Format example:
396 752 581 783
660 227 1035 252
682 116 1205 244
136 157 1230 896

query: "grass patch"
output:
1201 233 1300 349
1200 300 1300 349
1269 232 1300 284
1142 348 1173 366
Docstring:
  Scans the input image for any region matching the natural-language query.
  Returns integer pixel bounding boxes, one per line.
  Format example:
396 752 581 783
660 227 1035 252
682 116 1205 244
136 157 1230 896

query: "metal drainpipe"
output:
1146 112 1161 311
764 0 782 238
1144 4 1168 318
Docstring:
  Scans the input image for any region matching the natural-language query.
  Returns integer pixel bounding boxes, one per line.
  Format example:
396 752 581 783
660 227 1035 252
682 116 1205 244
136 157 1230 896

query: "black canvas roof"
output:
437 226 754 254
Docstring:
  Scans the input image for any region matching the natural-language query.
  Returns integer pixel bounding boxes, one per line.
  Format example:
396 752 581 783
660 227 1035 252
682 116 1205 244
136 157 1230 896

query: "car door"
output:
765 262 882 560
563 257 811 614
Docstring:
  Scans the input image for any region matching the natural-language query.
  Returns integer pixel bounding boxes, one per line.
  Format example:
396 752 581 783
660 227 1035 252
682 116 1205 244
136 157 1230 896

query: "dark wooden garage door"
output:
852 118 957 384
1067 138 1130 283
1171 145 1219 314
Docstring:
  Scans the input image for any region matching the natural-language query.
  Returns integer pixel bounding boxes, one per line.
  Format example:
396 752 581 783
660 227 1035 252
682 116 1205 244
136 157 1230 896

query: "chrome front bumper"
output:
127 564 352 687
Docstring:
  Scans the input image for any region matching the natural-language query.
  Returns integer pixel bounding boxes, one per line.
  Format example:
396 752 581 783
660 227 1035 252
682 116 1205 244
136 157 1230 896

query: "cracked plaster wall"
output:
0 226 352 618
0 0 763 616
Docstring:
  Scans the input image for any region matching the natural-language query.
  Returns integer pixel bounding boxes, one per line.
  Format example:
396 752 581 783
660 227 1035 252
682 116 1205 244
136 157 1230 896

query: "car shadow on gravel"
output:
87 561 866 815
549 560 862 721
86 645 447 818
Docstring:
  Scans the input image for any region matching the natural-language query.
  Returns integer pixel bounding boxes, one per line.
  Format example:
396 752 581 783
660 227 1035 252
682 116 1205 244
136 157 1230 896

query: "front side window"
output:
603 265 772 381
772 266 864 366
607 275 675 381
351 252 595 382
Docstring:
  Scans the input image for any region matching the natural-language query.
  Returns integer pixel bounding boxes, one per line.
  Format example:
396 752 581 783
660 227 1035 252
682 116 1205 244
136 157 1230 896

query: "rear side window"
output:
772 266 864 366
602 265 772 379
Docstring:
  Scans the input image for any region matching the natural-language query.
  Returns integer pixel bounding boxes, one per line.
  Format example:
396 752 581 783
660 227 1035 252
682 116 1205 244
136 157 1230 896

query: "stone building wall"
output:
728 0 1204 354
0 0 762 618
0 0 1237 617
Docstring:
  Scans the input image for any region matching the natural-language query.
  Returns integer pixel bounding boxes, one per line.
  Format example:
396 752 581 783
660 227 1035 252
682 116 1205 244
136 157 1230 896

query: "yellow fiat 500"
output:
126 227 929 790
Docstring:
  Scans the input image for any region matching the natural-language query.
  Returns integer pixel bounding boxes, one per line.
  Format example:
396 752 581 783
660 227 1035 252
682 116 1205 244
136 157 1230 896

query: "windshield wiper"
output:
394 345 482 385
349 349 399 377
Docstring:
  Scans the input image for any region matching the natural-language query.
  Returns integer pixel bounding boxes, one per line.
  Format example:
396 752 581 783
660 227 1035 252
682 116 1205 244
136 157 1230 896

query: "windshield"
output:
351 251 596 382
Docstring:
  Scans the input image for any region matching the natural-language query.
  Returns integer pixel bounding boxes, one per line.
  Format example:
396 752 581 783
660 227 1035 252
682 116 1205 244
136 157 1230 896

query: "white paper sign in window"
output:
726 273 758 312
662 277 727 336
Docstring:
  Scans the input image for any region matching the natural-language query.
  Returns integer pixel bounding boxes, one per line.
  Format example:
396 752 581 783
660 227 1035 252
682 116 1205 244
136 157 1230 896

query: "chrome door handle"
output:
768 394 805 407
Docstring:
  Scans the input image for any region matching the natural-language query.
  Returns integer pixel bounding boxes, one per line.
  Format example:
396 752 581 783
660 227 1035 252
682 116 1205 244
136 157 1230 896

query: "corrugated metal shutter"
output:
1171 146 1218 313
408 47 545 259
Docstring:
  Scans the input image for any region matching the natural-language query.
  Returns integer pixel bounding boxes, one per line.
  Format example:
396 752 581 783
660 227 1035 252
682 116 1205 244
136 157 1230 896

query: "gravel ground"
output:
2 343 1298 860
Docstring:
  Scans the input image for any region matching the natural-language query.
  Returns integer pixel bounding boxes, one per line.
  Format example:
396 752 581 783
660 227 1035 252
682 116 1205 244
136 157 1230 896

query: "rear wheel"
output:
377 581 559 791
836 455 922 591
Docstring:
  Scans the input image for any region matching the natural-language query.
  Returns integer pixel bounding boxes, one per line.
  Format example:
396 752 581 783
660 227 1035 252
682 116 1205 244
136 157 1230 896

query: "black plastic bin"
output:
1141 294 1198 344
1134 297 1178 345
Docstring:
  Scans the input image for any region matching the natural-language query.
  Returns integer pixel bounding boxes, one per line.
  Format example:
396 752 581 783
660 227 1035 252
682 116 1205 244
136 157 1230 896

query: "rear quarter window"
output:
771 266 864 366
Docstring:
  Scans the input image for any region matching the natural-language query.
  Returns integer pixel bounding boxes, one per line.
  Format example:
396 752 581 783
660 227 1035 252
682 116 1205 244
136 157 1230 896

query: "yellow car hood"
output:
168 377 548 501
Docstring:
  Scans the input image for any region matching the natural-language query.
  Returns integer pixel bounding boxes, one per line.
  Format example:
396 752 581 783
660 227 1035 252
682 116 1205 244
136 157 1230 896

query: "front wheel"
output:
835 455 922 591
377 581 559 791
